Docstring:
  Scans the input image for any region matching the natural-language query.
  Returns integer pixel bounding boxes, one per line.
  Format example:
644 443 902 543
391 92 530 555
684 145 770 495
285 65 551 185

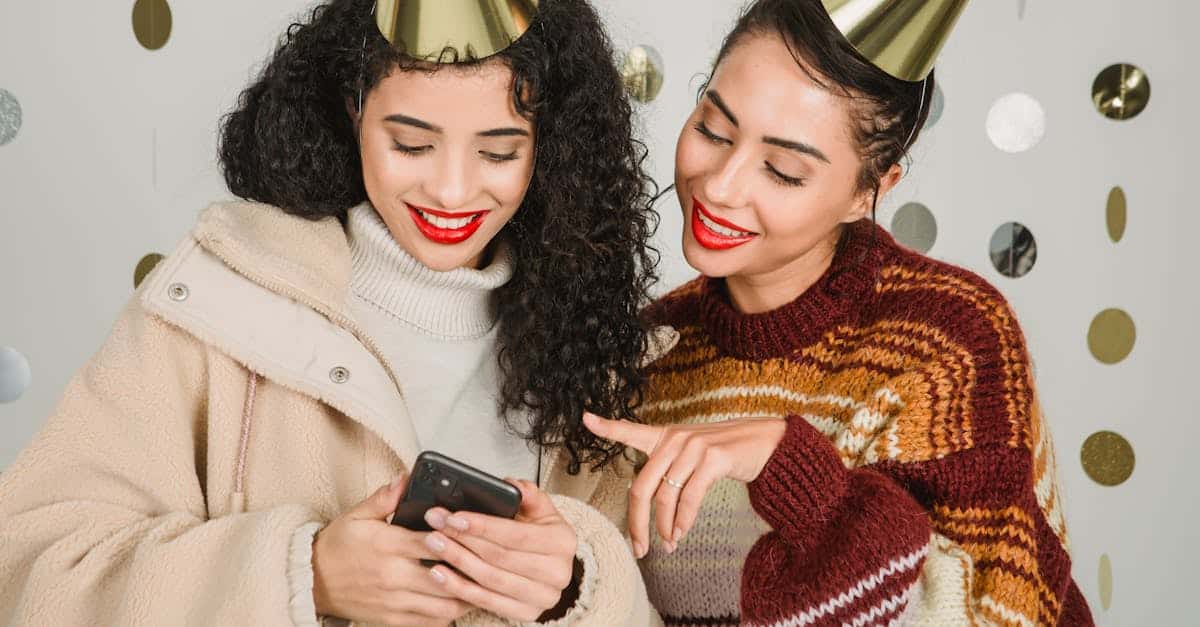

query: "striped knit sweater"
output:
636 220 1093 626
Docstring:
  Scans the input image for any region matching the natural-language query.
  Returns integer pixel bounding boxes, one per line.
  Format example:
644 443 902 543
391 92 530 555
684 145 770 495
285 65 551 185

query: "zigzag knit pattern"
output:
638 220 1094 626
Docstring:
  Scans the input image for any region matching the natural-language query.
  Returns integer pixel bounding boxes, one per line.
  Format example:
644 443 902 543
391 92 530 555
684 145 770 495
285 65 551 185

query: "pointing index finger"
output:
583 412 663 454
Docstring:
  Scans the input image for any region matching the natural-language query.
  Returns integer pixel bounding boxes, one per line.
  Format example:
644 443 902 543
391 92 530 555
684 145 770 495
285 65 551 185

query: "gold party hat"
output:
822 0 969 82
376 0 539 61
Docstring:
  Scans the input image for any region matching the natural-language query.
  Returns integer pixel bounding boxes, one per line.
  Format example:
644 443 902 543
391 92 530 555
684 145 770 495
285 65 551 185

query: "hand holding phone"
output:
417 476 583 623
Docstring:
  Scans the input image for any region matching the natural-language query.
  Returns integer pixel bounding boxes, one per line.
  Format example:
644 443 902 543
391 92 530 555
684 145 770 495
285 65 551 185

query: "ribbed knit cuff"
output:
522 539 598 626
748 415 849 541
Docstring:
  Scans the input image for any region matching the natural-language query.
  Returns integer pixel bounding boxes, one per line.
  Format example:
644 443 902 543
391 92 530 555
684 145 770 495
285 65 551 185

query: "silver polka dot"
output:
0 347 32 403
0 89 22 146
168 283 189 301
989 222 1038 278
986 93 1046 153
330 366 350 384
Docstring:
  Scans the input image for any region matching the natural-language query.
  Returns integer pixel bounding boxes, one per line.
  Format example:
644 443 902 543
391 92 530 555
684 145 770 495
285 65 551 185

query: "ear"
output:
845 162 904 223
876 162 904 199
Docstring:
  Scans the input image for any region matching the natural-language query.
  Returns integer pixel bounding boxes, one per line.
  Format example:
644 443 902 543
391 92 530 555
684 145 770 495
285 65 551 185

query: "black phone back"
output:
391 451 523 531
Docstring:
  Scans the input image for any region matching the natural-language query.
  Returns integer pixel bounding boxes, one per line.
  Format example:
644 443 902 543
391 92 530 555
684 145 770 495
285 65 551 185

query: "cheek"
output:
489 162 534 213
361 136 424 198
675 134 710 187
755 184 844 240
359 133 396 186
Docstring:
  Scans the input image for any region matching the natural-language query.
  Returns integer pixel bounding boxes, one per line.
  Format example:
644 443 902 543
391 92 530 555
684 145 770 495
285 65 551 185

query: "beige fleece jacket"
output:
0 201 670 627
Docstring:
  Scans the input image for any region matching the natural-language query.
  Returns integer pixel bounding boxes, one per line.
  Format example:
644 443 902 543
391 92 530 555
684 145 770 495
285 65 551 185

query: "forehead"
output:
372 60 528 126
709 33 851 140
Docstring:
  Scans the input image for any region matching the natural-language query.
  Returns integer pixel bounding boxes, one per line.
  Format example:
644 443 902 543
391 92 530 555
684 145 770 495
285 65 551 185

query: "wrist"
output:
536 556 584 622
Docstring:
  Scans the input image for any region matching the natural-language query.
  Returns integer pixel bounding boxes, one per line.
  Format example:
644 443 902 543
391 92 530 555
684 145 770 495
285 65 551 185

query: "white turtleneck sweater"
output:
345 204 537 483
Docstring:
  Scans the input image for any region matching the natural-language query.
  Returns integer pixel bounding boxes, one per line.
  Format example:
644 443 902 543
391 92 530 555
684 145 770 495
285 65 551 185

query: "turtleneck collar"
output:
346 203 514 339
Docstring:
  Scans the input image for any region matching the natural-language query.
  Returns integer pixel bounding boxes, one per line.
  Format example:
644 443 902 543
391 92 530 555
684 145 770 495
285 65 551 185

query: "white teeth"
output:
419 210 475 230
698 211 751 238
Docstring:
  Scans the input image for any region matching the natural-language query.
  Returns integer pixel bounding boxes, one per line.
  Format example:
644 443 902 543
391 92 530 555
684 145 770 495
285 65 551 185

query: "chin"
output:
681 231 741 279
406 243 480 272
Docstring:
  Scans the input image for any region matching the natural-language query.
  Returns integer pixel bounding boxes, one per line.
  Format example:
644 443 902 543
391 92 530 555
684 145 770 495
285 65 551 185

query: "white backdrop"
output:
2 2 1197 623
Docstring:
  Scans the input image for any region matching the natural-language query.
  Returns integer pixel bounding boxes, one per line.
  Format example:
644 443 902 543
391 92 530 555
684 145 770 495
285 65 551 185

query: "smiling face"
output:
357 60 536 271
675 33 899 308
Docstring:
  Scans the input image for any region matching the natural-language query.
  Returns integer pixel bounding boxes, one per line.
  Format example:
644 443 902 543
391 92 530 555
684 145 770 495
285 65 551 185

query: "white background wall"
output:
2 1 1196 623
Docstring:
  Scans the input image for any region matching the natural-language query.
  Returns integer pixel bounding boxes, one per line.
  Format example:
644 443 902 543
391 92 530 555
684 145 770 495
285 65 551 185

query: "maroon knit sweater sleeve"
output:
742 415 931 625
742 417 1092 626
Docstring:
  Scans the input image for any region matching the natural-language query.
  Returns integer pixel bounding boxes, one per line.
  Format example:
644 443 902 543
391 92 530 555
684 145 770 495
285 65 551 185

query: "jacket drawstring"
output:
230 372 258 514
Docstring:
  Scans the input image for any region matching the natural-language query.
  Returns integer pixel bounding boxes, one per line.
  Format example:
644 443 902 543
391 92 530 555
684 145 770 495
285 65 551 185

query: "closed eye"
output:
694 122 732 146
393 141 432 156
765 162 805 187
481 151 520 163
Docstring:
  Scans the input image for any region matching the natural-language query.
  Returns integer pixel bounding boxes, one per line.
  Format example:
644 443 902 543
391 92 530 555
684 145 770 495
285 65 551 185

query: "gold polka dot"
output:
1099 554 1113 610
620 46 664 103
1093 63 1150 121
1081 431 1135 487
134 253 165 289
1106 187 1126 243
1088 309 1136 364
132 0 173 51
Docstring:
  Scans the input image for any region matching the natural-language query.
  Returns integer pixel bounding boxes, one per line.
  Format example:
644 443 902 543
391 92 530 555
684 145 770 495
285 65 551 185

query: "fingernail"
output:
425 534 446 553
446 515 469 531
424 509 446 530
429 568 447 584
673 527 684 543
633 541 646 558
665 541 677 554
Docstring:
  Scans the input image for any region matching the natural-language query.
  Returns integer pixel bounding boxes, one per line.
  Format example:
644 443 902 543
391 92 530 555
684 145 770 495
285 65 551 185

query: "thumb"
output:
510 479 558 521
348 474 407 521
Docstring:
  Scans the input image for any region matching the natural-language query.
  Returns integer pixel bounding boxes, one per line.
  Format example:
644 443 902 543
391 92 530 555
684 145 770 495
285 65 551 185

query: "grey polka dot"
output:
891 202 938 253
926 84 945 129
0 347 32 403
0 89 22 146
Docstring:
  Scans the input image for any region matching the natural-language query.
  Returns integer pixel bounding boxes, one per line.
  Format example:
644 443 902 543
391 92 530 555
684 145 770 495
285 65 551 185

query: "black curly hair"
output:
219 0 659 473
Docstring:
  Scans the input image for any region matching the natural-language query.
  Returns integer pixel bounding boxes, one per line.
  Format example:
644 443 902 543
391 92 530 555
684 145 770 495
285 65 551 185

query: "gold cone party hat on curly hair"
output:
821 0 969 82
375 0 539 61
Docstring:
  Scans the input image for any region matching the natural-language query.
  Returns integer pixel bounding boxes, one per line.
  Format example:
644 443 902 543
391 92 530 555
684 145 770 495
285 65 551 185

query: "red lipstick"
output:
407 203 489 245
690 198 757 250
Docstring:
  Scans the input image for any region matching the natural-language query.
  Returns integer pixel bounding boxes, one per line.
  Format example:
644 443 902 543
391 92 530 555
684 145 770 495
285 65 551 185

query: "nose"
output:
701 149 752 209
427 149 476 211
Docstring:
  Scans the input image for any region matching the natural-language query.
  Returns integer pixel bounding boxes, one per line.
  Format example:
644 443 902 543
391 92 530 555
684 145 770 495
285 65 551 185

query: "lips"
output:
690 198 757 250
407 203 490 245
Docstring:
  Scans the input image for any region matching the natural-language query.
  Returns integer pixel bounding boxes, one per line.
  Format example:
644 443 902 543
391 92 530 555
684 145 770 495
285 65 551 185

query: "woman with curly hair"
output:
0 1 662 625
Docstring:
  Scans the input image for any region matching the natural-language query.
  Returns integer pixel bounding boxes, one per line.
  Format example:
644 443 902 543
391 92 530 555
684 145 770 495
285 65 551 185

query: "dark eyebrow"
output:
477 127 530 138
763 136 831 164
383 114 442 133
383 114 528 139
705 90 739 127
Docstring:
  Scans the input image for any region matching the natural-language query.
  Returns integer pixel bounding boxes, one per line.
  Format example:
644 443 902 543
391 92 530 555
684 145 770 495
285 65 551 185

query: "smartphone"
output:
391 451 523 532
